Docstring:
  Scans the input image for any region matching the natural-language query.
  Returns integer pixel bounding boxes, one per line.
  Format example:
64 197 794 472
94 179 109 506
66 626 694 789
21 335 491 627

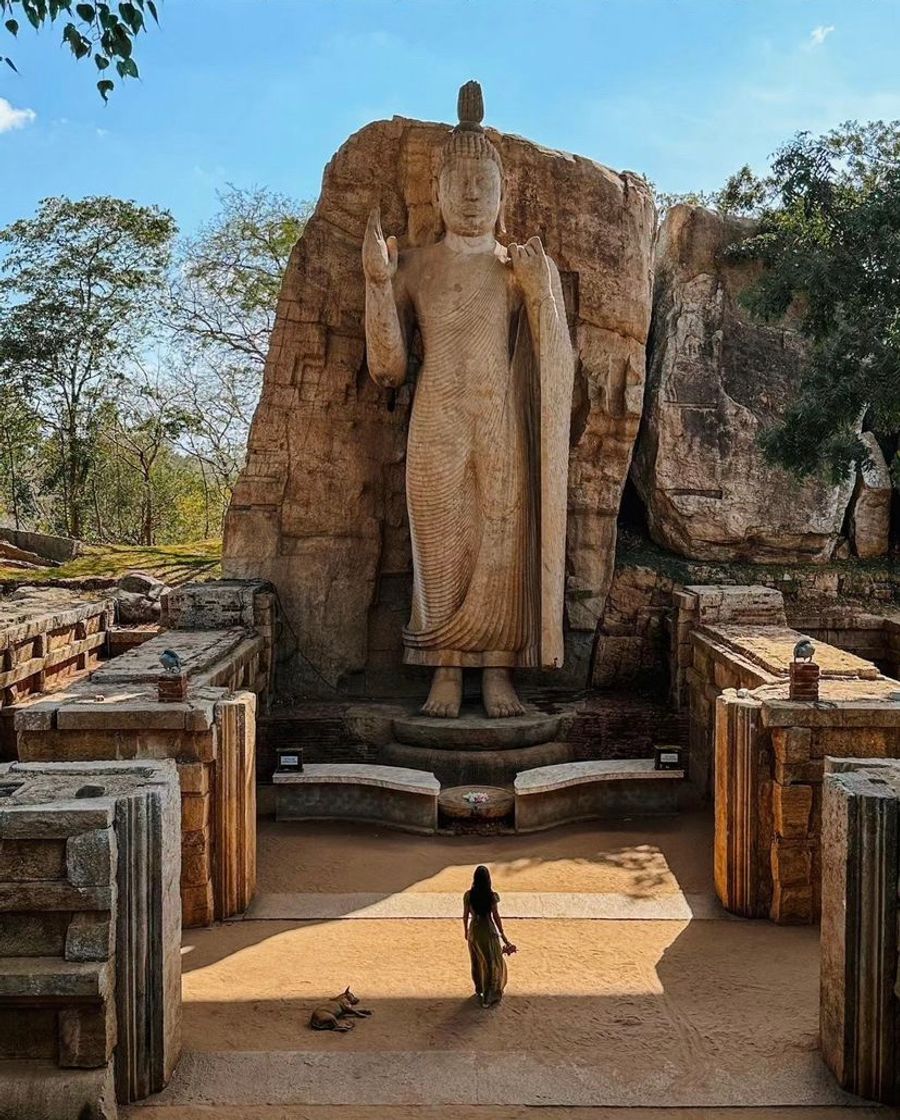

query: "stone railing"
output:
0 588 115 757
15 630 261 929
0 759 181 1117
7 579 274 928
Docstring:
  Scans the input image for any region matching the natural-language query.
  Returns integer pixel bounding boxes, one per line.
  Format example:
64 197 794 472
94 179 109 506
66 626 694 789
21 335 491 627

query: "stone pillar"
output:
821 760 900 1104
789 660 820 701
0 759 182 1116
714 692 771 917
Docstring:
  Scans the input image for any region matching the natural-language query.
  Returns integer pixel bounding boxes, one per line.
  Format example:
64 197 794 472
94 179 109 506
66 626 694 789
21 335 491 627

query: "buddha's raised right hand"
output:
362 207 398 286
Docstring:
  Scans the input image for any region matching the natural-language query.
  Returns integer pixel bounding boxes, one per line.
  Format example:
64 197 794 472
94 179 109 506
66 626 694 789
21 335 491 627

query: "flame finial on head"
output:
457 80 484 132
442 80 502 171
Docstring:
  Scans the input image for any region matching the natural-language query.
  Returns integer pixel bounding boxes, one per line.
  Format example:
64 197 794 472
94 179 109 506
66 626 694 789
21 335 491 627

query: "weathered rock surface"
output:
850 432 891 559
113 571 169 623
223 115 655 693
633 204 855 562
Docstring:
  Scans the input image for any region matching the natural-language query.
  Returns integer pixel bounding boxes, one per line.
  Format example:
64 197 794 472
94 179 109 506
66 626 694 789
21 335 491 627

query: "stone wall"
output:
0 759 181 1117
7 580 271 928
715 680 900 924
222 113 655 697
592 550 900 694
0 588 115 757
0 527 82 563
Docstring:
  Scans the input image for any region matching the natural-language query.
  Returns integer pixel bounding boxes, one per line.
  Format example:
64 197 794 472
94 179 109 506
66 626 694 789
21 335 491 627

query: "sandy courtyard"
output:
129 812 884 1119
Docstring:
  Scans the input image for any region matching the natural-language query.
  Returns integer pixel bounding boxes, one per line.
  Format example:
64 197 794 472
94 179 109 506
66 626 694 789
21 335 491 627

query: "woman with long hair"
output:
463 865 516 1007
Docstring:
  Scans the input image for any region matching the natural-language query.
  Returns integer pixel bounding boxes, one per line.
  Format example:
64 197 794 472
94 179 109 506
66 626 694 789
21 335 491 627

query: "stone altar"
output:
223 80 655 698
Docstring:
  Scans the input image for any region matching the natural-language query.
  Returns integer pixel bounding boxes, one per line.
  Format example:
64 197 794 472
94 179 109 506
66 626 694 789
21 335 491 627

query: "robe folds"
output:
402 246 574 670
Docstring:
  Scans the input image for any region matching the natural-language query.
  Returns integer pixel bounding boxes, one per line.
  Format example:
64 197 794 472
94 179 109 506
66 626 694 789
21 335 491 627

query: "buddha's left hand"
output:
508 236 552 305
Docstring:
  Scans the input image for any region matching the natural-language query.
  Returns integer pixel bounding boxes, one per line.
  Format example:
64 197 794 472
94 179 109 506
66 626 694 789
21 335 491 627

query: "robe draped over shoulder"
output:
401 243 573 670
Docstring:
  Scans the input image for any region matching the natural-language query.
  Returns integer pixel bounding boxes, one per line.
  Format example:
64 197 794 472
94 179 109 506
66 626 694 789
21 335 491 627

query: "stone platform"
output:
370 703 577 788
393 707 565 750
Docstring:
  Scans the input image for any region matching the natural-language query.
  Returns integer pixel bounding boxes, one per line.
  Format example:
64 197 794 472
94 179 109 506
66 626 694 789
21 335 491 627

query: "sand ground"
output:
127 811 886 1118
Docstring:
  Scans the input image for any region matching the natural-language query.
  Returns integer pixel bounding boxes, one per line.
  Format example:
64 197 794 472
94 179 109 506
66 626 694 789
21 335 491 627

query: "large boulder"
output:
633 205 855 562
223 115 655 693
850 432 891 559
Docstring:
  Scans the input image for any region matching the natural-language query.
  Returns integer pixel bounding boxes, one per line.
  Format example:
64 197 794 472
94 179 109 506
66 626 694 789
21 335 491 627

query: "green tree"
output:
101 361 190 544
724 120 900 482
1 0 158 98
0 195 176 538
168 185 311 518
0 389 41 528
171 185 311 368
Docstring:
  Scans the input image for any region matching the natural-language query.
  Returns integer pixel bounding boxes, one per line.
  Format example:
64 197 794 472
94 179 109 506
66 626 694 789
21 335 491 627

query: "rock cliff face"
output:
222 116 655 694
850 432 891 560
633 205 855 562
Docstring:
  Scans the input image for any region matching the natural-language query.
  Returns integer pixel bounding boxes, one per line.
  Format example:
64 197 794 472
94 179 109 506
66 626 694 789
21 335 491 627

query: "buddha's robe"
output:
395 241 573 670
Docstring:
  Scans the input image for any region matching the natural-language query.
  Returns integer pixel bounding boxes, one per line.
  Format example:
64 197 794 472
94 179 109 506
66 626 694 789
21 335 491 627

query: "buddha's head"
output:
438 81 504 238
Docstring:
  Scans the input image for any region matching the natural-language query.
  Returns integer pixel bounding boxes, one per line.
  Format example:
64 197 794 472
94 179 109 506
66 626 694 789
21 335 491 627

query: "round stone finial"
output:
457 80 485 132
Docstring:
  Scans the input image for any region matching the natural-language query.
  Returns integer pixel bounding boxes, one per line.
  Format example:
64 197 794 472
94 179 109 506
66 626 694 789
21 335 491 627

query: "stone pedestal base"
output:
789 661 820 702
379 704 576 787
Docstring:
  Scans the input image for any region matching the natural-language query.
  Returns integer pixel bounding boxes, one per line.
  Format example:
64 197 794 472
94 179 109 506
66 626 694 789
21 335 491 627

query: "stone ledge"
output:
0 957 111 1000
0 798 115 838
515 758 684 795
0 1059 116 1120
273 763 439 796
392 707 565 750
90 628 249 683
0 881 113 911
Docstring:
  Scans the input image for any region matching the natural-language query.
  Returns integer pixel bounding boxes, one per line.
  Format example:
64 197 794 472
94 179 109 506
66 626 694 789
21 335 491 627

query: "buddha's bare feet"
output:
482 667 526 718
422 666 462 718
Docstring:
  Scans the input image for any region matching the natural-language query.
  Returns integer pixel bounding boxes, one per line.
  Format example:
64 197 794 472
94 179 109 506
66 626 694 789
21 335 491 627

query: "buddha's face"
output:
438 156 502 238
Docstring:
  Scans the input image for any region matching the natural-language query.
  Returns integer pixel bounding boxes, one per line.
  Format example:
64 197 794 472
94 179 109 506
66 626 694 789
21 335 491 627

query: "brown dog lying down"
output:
309 987 374 1031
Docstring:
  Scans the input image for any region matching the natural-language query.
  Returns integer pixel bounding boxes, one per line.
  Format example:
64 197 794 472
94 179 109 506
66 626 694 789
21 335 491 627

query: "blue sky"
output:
1 0 899 234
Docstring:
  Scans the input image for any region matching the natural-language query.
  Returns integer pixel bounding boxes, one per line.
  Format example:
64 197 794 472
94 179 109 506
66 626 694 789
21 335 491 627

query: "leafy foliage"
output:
1 0 158 98
0 187 310 546
168 186 310 514
655 165 768 219
0 195 175 538
723 121 900 482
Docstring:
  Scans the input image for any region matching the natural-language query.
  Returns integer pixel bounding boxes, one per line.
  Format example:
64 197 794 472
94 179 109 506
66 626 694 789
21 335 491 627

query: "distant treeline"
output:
0 186 311 545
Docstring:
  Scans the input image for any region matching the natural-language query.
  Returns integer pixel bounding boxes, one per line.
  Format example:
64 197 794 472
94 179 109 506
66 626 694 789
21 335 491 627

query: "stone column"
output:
0 759 182 1117
714 691 771 917
820 760 900 1104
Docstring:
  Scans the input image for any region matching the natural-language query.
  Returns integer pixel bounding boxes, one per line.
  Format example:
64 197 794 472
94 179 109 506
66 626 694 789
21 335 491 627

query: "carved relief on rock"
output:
222 87 654 697
362 82 574 718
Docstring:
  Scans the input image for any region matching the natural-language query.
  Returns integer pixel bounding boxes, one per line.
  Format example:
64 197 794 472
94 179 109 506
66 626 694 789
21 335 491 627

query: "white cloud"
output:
808 25 835 48
0 97 36 133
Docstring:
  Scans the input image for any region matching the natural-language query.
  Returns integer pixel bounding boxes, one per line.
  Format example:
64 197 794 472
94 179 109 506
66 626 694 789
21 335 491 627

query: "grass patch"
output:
0 539 222 586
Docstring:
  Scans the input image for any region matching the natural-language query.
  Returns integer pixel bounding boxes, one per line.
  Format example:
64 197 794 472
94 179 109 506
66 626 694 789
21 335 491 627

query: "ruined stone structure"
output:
715 675 900 924
0 588 115 756
820 758 900 1104
6 582 272 928
634 204 887 564
0 759 181 1118
223 100 655 698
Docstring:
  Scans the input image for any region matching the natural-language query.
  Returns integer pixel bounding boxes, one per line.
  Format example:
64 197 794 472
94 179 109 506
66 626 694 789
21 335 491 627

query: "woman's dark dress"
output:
465 889 507 1005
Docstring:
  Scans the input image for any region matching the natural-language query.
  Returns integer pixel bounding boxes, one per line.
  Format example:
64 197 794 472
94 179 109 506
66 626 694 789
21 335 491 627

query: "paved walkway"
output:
239 889 729 921
128 814 881 1118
